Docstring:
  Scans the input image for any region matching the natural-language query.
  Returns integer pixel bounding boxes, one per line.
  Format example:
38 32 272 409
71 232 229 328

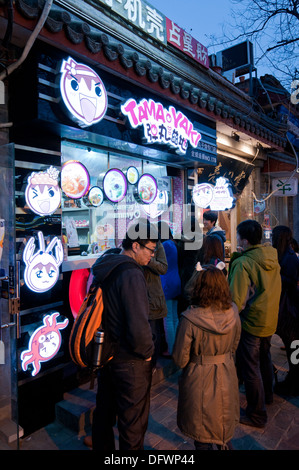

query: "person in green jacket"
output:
228 220 281 428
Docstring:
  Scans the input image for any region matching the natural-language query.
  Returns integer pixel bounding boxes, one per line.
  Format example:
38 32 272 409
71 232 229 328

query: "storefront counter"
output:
62 253 100 272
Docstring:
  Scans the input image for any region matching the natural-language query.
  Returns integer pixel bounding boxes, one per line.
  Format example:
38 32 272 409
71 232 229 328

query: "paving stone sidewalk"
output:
2 335 299 451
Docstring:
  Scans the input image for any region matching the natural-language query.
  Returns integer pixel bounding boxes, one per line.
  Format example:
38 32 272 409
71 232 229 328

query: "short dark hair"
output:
237 220 262 245
185 265 232 310
122 218 159 250
203 210 218 225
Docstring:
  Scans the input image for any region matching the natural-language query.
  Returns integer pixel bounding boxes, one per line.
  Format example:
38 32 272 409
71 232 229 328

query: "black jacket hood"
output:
92 248 142 285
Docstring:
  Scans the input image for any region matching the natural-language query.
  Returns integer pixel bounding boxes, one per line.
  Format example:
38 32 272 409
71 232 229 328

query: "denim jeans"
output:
92 360 152 450
237 329 273 425
163 299 179 354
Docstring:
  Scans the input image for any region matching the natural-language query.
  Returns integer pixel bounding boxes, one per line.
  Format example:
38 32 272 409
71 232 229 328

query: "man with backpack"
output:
90 219 157 450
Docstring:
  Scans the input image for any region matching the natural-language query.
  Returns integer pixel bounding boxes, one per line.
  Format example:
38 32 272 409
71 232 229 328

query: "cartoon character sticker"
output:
60 56 108 127
23 231 63 293
25 166 61 216
21 312 69 376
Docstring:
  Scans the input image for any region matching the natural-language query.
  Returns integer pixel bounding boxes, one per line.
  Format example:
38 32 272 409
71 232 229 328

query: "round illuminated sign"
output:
126 166 139 185
61 161 90 199
88 186 104 207
103 169 127 203
137 174 158 204
60 56 108 128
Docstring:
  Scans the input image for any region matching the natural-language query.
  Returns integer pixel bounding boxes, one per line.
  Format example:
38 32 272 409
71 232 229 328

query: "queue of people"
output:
88 213 299 451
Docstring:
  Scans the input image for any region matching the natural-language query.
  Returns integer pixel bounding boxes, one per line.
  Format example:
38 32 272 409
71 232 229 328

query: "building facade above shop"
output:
1 0 289 155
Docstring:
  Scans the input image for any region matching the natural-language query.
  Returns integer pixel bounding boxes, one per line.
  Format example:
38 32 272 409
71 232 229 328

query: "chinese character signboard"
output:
121 98 202 154
166 18 209 69
195 154 254 194
272 177 298 196
95 0 167 44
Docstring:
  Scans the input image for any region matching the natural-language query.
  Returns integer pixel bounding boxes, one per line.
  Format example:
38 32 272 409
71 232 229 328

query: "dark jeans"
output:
237 329 273 426
92 360 153 450
149 319 162 366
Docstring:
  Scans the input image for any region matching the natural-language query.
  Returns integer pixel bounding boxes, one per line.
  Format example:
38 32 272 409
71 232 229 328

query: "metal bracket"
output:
9 298 20 315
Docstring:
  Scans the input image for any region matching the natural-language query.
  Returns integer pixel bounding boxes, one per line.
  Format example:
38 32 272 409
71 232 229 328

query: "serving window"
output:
61 141 173 261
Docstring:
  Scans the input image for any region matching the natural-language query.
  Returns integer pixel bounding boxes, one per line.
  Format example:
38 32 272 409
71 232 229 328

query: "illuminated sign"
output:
60 56 108 127
61 161 90 199
21 312 69 376
136 173 157 204
87 186 104 206
103 169 127 203
126 166 139 185
23 231 63 293
25 166 61 216
121 98 201 154
193 177 235 211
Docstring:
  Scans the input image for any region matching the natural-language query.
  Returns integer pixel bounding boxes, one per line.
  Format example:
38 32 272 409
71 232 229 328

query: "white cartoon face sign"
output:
192 183 214 208
21 312 69 376
60 57 108 127
25 166 61 216
192 177 235 210
23 231 63 293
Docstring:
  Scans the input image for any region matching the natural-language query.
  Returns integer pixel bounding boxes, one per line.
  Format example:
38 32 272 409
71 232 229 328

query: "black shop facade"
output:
4 42 219 436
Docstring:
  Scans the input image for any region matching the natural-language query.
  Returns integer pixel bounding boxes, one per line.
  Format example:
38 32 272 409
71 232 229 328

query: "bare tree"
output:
208 0 299 87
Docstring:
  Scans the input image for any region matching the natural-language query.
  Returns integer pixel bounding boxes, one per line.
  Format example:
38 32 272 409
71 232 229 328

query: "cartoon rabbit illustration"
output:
23 231 63 293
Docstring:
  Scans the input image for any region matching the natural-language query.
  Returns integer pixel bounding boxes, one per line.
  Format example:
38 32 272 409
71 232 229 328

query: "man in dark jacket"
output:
203 210 226 255
91 219 157 450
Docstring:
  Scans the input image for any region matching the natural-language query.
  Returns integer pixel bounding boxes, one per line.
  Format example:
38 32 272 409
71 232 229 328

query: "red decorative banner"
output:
166 17 209 69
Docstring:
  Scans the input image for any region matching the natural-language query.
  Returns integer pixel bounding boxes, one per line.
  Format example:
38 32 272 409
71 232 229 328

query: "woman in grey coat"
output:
172 263 241 450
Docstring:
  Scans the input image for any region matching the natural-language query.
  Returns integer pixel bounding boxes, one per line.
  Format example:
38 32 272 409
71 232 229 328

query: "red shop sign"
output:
166 18 209 69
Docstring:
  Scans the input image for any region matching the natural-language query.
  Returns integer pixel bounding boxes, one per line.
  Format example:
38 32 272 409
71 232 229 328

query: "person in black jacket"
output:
91 219 157 450
272 225 299 396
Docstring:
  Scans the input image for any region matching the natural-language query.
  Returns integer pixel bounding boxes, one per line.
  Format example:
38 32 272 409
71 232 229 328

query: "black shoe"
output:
239 415 265 429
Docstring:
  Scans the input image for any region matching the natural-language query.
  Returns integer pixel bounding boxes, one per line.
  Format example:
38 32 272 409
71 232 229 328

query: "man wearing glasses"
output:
91 219 157 450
